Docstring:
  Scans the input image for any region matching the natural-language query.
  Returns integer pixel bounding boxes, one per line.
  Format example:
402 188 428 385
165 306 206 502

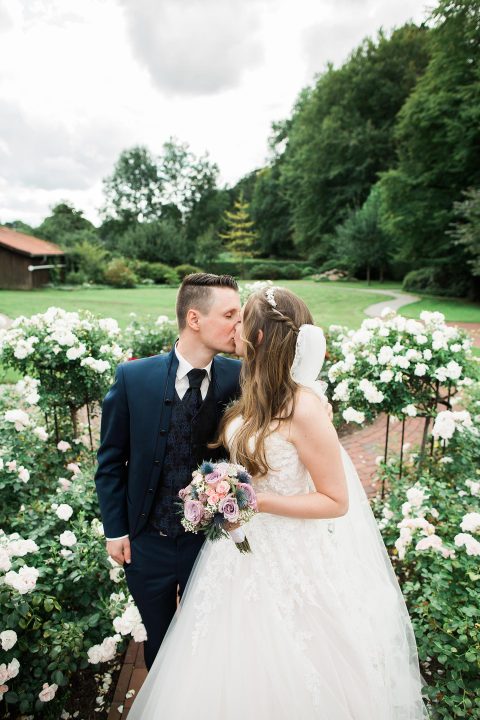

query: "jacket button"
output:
140 513 146 518
159 429 167 436
154 459 161 465
148 488 154 493
164 398 172 405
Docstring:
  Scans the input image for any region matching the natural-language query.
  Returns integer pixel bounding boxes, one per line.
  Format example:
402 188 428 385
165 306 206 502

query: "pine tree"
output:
219 194 257 275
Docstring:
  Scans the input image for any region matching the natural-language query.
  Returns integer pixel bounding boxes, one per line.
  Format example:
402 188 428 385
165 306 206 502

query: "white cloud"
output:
118 0 269 96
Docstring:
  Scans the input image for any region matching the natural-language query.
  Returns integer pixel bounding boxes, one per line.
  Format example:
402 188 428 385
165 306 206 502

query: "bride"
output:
127 287 429 719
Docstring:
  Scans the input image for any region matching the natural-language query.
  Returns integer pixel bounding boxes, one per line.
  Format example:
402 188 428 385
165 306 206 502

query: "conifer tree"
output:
219 194 257 275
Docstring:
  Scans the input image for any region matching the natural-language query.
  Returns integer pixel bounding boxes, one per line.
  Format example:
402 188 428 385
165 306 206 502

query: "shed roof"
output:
0 227 65 257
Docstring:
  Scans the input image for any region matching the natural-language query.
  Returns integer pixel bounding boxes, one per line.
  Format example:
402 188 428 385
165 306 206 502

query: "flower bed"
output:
373 382 480 718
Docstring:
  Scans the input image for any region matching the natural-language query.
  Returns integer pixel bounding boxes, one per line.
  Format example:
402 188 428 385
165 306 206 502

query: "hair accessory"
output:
265 287 277 307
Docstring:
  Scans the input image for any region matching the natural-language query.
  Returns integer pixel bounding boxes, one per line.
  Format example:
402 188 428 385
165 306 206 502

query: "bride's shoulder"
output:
292 387 329 424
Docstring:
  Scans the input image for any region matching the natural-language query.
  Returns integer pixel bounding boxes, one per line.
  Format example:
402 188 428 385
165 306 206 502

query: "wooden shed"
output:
0 227 65 290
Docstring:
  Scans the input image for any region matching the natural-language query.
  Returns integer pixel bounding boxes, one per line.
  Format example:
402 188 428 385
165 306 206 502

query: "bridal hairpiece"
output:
265 287 277 307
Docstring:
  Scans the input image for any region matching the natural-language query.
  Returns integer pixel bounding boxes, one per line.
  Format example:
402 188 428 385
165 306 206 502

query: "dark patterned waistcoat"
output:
147 378 223 537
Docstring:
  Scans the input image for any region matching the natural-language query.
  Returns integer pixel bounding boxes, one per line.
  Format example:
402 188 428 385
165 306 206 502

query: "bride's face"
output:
234 307 245 357
234 305 263 357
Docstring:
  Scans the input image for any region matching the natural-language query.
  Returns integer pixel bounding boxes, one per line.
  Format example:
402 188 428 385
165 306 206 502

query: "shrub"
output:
403 266 470 298
122 314 178 359
248 264 284 280
301 266 317 277
104 259 138 288
280 263 302 280
372 387 480 717
126 260 179 285
324 309 476 428
174 264 203 280
65 270 88 285
318 258 351 273
0 383 141 717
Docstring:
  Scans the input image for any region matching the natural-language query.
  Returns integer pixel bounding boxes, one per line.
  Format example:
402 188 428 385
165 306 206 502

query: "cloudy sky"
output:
0 0 428 227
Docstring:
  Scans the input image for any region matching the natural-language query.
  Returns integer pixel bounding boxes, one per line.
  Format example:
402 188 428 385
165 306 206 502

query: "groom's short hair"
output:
176 273 239 330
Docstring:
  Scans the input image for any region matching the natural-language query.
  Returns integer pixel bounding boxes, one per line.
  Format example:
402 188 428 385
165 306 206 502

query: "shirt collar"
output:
174 344 212 381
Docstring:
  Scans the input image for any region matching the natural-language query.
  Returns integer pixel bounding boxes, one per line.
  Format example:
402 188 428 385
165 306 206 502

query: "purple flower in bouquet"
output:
237 482 257 510
178 486 191 500
205 469 224 485
219 495 240 522
184 499 204 526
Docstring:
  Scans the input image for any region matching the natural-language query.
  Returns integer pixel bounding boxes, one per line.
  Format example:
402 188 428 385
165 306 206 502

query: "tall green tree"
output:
250 165 295 258
335 185 391 283
102 146 164 226
219 194 258 273
36 202 97 248
379 0 480 277
450 188 480 279
159 138 219 218
279 24 430 253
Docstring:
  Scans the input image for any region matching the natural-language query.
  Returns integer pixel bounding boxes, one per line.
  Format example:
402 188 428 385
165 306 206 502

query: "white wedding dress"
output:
128 413 429 719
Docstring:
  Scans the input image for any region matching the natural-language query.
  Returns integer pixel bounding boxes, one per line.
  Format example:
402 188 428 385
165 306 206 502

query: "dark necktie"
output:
183 368 207 415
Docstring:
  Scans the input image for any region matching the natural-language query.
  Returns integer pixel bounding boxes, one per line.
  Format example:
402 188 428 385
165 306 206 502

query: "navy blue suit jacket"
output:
94 349 241 540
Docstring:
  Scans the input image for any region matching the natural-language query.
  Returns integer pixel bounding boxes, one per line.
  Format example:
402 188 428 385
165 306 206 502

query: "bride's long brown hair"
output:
215 287 313 476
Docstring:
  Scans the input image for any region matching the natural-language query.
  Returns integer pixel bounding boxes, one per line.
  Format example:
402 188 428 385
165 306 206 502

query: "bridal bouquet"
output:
178 461 257 553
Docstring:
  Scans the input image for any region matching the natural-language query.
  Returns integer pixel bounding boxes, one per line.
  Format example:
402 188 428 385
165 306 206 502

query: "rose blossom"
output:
0 631 17 651
0 685 7 701
205 470 223 485
207 493 220 505
184 500 204 525
57 440 71 452
215 480 230 496
59 531 77 547
460 512 480 533
219 496 240 522
39 682 58 702
56 503 74 521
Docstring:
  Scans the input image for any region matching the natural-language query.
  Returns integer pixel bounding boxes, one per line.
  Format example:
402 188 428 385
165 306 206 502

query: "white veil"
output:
290 324 429 718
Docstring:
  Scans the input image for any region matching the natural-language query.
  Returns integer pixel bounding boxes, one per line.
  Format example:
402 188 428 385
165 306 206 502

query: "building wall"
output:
0 247 64 289
0 246 33 289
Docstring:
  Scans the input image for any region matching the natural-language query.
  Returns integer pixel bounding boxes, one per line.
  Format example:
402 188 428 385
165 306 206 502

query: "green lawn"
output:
1 281 479 328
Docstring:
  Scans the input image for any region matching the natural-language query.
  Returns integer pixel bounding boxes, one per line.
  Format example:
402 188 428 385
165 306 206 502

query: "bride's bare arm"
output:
256 390 348 519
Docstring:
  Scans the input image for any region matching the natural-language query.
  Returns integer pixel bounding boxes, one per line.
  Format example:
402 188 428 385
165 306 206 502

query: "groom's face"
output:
198 287 241 354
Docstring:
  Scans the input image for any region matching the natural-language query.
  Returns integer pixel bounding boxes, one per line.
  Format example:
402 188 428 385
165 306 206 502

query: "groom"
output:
94 273 242 670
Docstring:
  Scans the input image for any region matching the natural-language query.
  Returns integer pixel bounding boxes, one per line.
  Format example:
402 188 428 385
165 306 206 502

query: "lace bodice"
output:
225 416 312 496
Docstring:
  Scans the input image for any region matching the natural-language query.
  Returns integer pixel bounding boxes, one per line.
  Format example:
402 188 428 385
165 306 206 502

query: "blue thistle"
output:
236 488 249 510
199 461 214 475
237 470 252 484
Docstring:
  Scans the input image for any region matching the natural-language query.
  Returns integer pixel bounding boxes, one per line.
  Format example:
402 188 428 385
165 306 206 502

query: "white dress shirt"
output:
106 346 213 541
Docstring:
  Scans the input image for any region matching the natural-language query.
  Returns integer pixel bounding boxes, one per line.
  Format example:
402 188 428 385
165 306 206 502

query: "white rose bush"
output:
372 379 480 718
121 312 177 360
0 312 152 717
325 309 476 432
0 307 129 442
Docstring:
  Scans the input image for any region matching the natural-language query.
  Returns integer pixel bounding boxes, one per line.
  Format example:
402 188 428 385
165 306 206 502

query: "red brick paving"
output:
109 412 427 717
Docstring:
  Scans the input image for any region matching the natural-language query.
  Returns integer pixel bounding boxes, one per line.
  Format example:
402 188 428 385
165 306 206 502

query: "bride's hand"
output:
254 492 267 513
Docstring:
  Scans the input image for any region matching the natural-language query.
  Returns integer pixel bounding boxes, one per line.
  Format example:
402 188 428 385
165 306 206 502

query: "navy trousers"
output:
124 528 205 670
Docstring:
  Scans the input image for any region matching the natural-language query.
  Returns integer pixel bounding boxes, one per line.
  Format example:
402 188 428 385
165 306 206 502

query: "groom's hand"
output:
107 537 131 565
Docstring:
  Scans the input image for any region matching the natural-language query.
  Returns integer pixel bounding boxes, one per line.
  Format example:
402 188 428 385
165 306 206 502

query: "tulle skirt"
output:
128 448 429 719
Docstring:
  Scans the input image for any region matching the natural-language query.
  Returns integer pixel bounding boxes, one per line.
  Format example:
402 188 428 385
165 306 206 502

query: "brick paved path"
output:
107 411 427 718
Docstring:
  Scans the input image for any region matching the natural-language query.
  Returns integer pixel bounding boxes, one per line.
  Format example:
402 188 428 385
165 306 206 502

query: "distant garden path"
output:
362 289 420 317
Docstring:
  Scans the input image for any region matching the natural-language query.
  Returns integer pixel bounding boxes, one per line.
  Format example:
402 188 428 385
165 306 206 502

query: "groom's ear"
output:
186 308 201 331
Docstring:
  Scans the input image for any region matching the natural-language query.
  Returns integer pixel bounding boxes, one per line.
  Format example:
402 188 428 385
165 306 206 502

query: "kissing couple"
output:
95 273 428 719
